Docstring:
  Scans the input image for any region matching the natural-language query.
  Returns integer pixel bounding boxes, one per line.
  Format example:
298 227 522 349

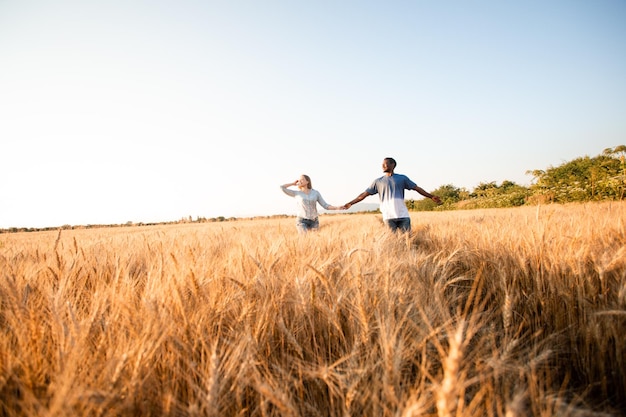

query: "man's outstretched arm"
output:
412 186 441 204
343 191 372 209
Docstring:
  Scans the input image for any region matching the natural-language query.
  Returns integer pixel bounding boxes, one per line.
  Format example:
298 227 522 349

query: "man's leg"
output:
384 218 411 232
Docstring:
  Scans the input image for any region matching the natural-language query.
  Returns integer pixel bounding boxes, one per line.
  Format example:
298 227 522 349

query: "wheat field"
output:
1 202 625 416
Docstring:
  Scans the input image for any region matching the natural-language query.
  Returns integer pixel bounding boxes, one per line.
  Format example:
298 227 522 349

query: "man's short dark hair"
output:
384 157 397 167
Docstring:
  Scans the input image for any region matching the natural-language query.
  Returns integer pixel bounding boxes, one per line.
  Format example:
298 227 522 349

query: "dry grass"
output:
1 202 625 416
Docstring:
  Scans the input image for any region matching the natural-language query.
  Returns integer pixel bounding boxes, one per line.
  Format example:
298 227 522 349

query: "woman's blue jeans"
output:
296 217 319 233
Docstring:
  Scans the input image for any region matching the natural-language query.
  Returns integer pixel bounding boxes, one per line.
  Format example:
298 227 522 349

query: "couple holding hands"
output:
280 157 441 233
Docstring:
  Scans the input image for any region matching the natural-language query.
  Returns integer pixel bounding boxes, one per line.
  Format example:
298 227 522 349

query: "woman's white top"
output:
280 186 330 220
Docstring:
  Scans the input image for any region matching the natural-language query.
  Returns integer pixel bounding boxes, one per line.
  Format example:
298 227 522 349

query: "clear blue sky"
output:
1 1 625 228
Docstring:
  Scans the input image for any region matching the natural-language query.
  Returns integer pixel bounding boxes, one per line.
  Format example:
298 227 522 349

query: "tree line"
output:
408 145 626 211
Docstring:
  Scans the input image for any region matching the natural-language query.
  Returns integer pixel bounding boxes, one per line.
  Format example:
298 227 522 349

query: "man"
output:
343 157 441 232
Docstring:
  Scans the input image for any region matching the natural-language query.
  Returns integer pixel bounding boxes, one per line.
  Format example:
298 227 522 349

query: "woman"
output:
280 175 342 232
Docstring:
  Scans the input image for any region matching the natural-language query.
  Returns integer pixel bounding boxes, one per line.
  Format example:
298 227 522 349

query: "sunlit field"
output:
1 202 625 416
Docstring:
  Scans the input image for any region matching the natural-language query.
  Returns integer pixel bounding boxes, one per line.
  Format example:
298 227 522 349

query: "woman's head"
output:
298 174 312 189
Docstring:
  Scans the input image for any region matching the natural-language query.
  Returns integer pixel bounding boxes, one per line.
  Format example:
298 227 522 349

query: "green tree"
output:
434 184 466 204
603 145 626 199
527 153 623 202
406 184 465 211
464 181 530 208
470 182 499 198
406 197 437 211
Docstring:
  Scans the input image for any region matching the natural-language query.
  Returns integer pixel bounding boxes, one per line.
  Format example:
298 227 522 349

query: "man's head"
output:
382 157 396 173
